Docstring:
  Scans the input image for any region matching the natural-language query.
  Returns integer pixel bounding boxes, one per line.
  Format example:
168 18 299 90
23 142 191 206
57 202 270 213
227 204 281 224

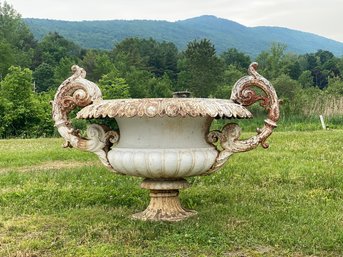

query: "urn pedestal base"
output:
132 179 196 222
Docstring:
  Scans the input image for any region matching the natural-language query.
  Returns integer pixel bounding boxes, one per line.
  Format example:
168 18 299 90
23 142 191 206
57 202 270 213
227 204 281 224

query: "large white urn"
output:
52 63 279 221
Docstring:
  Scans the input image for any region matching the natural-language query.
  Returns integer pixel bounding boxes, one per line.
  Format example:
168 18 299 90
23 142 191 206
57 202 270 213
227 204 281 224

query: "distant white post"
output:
319 115 326 130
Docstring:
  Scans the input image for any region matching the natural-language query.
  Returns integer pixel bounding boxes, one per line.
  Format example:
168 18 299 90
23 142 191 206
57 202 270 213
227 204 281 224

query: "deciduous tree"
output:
98 70 130 99
0 66 39 136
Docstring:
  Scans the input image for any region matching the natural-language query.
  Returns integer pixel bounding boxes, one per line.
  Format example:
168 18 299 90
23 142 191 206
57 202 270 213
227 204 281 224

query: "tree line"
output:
1 2 343 138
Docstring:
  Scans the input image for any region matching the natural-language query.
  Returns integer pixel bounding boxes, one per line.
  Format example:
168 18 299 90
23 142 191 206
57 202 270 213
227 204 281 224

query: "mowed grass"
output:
0 131 343 256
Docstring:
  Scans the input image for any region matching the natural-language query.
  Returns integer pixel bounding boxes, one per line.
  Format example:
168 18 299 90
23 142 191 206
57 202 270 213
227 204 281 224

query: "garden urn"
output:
52 63 279 221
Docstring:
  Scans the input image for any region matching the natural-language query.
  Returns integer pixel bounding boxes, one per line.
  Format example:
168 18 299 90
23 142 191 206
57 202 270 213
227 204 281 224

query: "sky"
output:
4 0 343 42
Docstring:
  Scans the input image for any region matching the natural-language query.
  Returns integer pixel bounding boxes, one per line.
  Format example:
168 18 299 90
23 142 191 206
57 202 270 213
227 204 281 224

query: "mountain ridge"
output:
24 15 343 57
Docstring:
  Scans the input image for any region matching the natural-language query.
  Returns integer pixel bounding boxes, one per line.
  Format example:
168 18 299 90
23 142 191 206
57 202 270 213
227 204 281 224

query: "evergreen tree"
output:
178 39 224 97
220 48 251 71
33 62 55 92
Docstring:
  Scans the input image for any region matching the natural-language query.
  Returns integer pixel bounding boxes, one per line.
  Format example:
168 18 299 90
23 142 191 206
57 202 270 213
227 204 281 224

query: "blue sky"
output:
5 0 343 42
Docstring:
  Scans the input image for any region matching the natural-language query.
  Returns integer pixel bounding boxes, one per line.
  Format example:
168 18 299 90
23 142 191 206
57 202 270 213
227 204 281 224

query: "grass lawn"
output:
0 130 343 256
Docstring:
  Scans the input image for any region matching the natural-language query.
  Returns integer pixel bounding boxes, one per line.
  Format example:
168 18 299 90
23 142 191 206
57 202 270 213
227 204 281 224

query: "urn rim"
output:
76 98 253 119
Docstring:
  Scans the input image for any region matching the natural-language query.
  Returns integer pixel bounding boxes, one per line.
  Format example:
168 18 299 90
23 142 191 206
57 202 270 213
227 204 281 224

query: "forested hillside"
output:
24 15 343 56
1 2 343 138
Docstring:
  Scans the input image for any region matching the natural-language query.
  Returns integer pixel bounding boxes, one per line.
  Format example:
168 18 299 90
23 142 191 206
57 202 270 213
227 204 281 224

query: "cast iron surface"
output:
51 63 280 174
51 63 280 221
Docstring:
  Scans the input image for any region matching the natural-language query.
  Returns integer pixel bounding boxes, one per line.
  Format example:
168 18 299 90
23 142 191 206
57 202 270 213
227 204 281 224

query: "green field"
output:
0 131 343 256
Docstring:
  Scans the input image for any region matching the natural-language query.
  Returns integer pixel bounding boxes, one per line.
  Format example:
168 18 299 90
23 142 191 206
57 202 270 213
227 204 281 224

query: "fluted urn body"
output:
77 98 253 179
109 116 218 178
52 63 279 221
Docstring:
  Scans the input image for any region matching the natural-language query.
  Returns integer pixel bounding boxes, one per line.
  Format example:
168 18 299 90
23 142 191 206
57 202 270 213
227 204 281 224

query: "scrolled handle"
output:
52 65 119 169
207 62 280 172
230 62 279 148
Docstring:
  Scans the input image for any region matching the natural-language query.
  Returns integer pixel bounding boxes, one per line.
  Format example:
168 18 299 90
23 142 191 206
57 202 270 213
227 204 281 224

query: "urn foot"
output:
132 179 196 222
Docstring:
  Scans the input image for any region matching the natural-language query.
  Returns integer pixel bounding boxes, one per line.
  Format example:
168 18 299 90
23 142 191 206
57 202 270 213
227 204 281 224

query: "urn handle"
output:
207 62 280 172
52 65 119 169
